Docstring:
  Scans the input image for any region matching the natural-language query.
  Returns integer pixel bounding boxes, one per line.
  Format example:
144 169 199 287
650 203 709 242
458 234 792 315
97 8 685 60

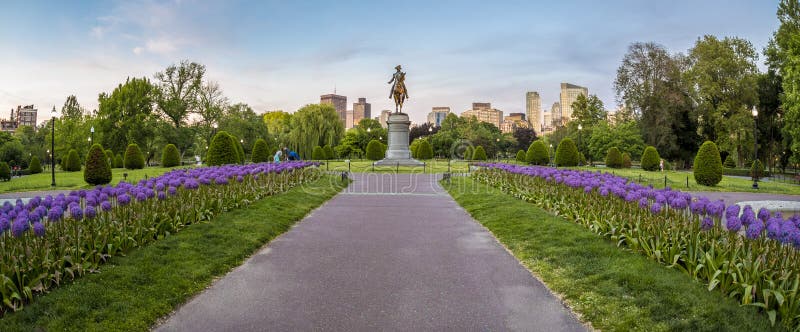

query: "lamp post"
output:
550 143 554 166
577 124 583 166
50 107 56 187
753 107 759 189
496 137 501 161
212 123 218 136
90 126 94 144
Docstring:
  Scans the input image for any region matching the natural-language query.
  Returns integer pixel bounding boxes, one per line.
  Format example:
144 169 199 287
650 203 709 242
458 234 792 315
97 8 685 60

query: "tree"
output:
526 141 549 165
0 140 26 169
154 60 205 129
605 147 623 168
124 143 145 170
410 138 424 158
263 111 292 147
756 70 784 171
64 149 81 172
366 140 384 161
516 150 526 163
323 145 334 160
417 140 434 160
61 95 84 119
230 134 245 164
97 77 158 154
196 81 228 147
84 144 112 185
694 141 723 186
28 156 42 174
512 127 537 152
555 138 580 167
586 120 645 162
0 162 9 181
251 139 270 163
641 146 661 171
472 146 487 161
218 103 268 157
161 144 181 167
571 94 606 128
409 122 438 142
207 131 239 166
312 146 325 160
286 104 344 159
765 1 799 164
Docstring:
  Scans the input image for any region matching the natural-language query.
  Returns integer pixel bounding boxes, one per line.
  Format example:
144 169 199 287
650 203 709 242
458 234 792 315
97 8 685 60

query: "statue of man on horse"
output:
388 65 409 113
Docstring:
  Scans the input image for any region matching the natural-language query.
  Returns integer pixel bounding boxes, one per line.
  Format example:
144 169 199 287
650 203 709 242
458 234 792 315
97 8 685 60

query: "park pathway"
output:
155 173 584 331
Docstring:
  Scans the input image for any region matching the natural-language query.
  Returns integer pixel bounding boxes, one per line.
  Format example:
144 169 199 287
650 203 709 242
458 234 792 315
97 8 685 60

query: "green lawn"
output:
444 176 778 331
317 159 474 173
0 167 187 194
0 175 347 331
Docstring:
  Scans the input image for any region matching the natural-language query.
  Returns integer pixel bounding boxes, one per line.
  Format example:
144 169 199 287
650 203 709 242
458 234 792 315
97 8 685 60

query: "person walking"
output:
273 149 282 164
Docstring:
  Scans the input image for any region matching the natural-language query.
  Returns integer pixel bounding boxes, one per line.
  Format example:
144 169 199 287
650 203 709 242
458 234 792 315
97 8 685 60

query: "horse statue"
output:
388 65 409 113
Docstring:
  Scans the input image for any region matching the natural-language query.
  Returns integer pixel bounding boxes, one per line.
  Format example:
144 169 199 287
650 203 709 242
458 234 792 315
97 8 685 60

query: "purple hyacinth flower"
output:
741 206 755 226
236 175 244 183
84 206 97 219
726 216 742 232
157 192 167 200
599 188 609 197
70 204 83 221
136 192 147 202
0 217 9 233
11 218 28 237
746 220 764 239
638 197 648 209
117 194 131 206
690 201 705 215
155 182 165 191
758 207 771 221
32 222 45 237
706 201 725 218
766 217 782 240
725 204 741 220
650 202 662 214
700 216 714 231
216 176 228 185
47 206 63 222
100 200 112 212
168 186 177 196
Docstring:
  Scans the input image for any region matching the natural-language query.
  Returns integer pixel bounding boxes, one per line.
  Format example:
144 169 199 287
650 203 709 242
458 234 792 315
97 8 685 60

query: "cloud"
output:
132 47 144 55
145 38 178 55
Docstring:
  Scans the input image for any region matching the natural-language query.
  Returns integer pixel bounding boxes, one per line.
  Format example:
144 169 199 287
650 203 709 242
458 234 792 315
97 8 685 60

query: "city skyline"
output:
0 1 780 124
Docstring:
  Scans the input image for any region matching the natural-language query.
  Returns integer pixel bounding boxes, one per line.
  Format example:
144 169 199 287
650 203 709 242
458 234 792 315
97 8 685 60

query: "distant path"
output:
156 173 585 331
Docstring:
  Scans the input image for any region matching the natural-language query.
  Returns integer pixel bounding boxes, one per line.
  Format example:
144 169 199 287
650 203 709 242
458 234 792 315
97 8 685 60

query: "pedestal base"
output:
374 158 425 166
375 112 424 167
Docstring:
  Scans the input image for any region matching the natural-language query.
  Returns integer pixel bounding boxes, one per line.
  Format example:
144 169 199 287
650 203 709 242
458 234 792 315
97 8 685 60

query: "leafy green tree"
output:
64 149 81 172
207 131 239 166
154 60 205 129
312 146 325 160
28 156 42 174
97 77 158 154
472 146 487 161
323 145 334 160
84 144 112 185
61 95 84 119
586 120 645 161
515 150 526 163
512 127 537 152
555 138 580 167
694 141 724 186
263 111 292 147
161 144 181 167
0 162 10 181
196 81 228 147
287 104 344 159
0 140 26 169
526 141 549 165
641 146 661 171
765 0 800 164
417 140 434 160
605 147 623 168
219 103 268 156
124 143 145 170
366 140 384 161
251 139 270 163
571 94 606 128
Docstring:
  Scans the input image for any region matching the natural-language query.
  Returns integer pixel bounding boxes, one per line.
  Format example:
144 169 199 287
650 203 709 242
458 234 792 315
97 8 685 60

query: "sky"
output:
0 0 782 125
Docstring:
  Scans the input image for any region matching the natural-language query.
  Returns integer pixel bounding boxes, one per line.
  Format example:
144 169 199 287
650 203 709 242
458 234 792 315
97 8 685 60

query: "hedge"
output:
723 168 771 177
641 146 660 171
84 143 112 185
123 143 145 170
693 141 723 186
605 147 623 168
554 138 579 167
28 156 42 174
526 141 549 165
161 144 181 167
251 139 270 163
207 131 239 166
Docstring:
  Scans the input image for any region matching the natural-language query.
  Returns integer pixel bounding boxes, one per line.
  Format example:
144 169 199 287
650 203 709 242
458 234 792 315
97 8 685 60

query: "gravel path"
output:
155 173 585 331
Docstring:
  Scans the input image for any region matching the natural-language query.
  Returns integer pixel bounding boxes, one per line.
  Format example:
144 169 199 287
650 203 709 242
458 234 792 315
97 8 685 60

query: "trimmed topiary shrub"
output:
84 143 112 185
114 154 124 168
251 139 270 163
472 146 487 161
323 145 334 160
750 159 765 180
526 141 549 165
555 138 580 167
622 152 632 168
723 155 736 168
123 143 145 170
464 146 473 160
409 139 423 158
28 156 42 174
105 149 114 166
366 140 384 161
515 150 526 163
693 141 723 186
64 149 82 172
312 146 325 160
0 162 9 181
161 144 181 167
228 135 244 164
417 140 433 160
207 131 239 166
605 147 623 168
641 146 661 171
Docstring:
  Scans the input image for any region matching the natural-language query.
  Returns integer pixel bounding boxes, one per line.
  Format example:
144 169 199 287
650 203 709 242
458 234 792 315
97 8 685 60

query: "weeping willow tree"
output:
287 104 344 159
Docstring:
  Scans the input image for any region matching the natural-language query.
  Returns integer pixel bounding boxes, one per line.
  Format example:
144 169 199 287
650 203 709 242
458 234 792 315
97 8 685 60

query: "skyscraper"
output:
320 94 347 125
353 97 371 126
525 92 541 133
551 102 561 127
427 107 450 126
559 83 588 126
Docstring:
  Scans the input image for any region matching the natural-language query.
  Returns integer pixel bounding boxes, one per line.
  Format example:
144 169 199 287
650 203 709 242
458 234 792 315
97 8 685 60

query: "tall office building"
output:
500 113 531 133
525 92 541 133
427 107 450 126
1 105 38 132
352 97 371 126
551 102 561 127
320 94 347 125
345 110 354 129
379 110 392 128
558 83 588 126
462 102 502 128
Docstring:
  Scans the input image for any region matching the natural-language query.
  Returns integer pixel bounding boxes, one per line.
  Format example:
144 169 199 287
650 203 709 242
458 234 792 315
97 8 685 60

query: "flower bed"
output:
474 163 800 328
0 161 318 313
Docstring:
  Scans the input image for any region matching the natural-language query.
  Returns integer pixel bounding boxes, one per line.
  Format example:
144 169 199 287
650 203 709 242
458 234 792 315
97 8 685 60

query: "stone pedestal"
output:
374 112 424 166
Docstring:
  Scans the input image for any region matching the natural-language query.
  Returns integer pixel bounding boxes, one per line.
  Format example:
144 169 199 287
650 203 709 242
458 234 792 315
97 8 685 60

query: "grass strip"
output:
444 176 778 331
0 167 181 194
0 175 346 331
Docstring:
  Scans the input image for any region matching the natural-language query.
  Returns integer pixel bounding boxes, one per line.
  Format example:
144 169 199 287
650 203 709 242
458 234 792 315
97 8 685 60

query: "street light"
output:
90 126 94 143
753 106 759 189
50 107 56 187
549 143 554 166
496 137 501 161
212 123 218 136
577 124 583 166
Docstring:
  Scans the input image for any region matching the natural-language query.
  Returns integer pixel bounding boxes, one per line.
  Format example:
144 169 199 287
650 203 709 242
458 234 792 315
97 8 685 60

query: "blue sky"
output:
0 0 781 124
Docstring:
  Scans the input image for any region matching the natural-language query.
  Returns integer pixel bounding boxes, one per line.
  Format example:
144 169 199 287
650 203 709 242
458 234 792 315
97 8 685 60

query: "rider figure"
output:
388 65 409 104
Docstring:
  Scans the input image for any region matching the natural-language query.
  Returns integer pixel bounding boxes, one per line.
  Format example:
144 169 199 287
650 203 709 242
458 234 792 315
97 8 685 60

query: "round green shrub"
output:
207 131 239 166
417 140 433 160
750 159 765 179
605 147 623 168
641 146 661 171
366 140 384 160
28 156 42 174
323 145 334 160
472 146 487 161
554 138 579 167
161 144 181 167
84 143 112 185
64 149 82 172
693 141 723 186
114 153 124 168
0 162 9 181
123 143 145 169
515 150 526 163
251 139 270 163
526 141 549 165
622 152 632 168
723 155 736 168
464 146 473 160
312 146 325 160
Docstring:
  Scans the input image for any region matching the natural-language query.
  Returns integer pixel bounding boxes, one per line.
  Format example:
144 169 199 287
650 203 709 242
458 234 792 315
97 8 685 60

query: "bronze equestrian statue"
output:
388 65 408 113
